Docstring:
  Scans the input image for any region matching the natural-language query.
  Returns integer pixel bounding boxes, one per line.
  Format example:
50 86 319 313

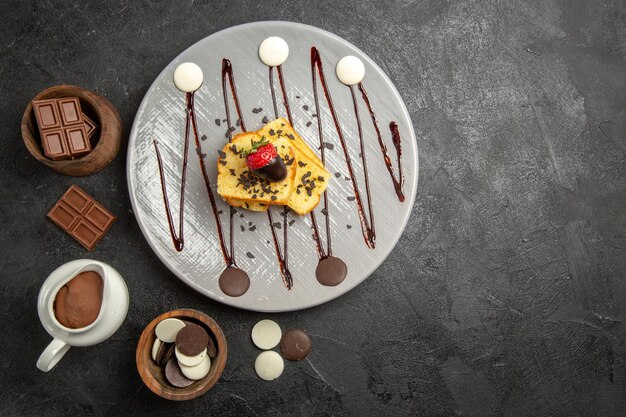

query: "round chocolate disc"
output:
165 358 194 388
315 256 347 286
280 329 312 361
219 267 250 297
206 335 218 359
175 323 209 357
156 342 175 366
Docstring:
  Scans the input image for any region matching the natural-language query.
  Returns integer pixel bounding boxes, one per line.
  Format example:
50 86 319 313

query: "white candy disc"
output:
259 37 289 67
175 345 207 367
151 338 162 362
251 319 282 350
179 354 211 380
336 56 365 86
255 351 284 381
173 62 203 92
155 318 186 343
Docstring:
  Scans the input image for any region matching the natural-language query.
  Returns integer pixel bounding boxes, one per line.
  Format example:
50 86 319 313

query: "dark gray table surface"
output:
1 0 625 416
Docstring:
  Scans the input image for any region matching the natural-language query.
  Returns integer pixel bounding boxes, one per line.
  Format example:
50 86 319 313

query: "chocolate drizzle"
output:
267 53 347 287
155 85 249 296
226 59 293 290
188 94 235 266
311 47 375 249
153 92 193 252
357 83 405 202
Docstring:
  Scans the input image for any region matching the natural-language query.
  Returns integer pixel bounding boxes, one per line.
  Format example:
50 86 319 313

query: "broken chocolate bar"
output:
47 185 116 251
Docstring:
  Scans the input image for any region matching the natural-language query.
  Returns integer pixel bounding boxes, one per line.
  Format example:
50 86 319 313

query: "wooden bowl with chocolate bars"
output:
21 84 122 176
136 309 227 401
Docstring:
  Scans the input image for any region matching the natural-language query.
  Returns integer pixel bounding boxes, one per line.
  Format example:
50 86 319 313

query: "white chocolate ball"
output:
255 351 284 381
336 55 365 86
251 319 282 350
259 37 289 67
173 62 203 92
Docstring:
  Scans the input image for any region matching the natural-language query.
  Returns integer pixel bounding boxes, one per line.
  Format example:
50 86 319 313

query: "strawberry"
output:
244 137 287 181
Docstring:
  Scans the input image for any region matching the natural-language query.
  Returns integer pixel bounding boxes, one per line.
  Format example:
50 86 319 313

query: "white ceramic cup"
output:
37 260 129 372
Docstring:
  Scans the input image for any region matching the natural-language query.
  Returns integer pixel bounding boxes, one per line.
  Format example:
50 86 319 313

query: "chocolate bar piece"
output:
47 185 116 251
83 113 98 139
32 98 92 160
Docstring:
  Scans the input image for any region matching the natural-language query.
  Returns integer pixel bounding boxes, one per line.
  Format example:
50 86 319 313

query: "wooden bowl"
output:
136 309 228 401
21 85 122 176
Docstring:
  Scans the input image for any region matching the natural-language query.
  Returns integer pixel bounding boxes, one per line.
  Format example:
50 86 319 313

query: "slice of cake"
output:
259 119 330 215
217 132 297 205
258 118 324 169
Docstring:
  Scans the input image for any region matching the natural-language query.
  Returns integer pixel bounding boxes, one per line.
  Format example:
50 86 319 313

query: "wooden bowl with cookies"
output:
136 309 227 401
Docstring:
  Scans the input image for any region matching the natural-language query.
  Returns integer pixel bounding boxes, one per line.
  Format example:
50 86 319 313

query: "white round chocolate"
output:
151 338 162 362
175 345 207 367
336 55 365 86
179 354 211 380
155 318 186 343
251 319 282 350
173 62 203 92
259 37 289 67
255 351 284 381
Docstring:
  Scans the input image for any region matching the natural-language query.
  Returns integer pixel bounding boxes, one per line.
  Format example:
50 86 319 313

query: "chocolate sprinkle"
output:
306 121 312 127
215 119 221 126
218 150 227 159
347 224 352 229
246 252 255 259
347 196 356 201
273 222 282 229
323 142 334 150
201 135 207 141
262 116 269 124
303 105 309 111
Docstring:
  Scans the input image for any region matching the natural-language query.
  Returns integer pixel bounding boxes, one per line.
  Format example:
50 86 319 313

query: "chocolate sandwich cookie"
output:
165 358 194 388
280 329 312 361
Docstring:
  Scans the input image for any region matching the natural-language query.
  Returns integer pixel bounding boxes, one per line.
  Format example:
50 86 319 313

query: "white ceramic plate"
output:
127 21 418 312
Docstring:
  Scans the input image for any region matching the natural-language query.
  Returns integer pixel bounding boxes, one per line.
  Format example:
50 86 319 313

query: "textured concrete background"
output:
1 0 625 416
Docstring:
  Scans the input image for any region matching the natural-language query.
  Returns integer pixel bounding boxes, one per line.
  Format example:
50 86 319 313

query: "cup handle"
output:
37 338 70 372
